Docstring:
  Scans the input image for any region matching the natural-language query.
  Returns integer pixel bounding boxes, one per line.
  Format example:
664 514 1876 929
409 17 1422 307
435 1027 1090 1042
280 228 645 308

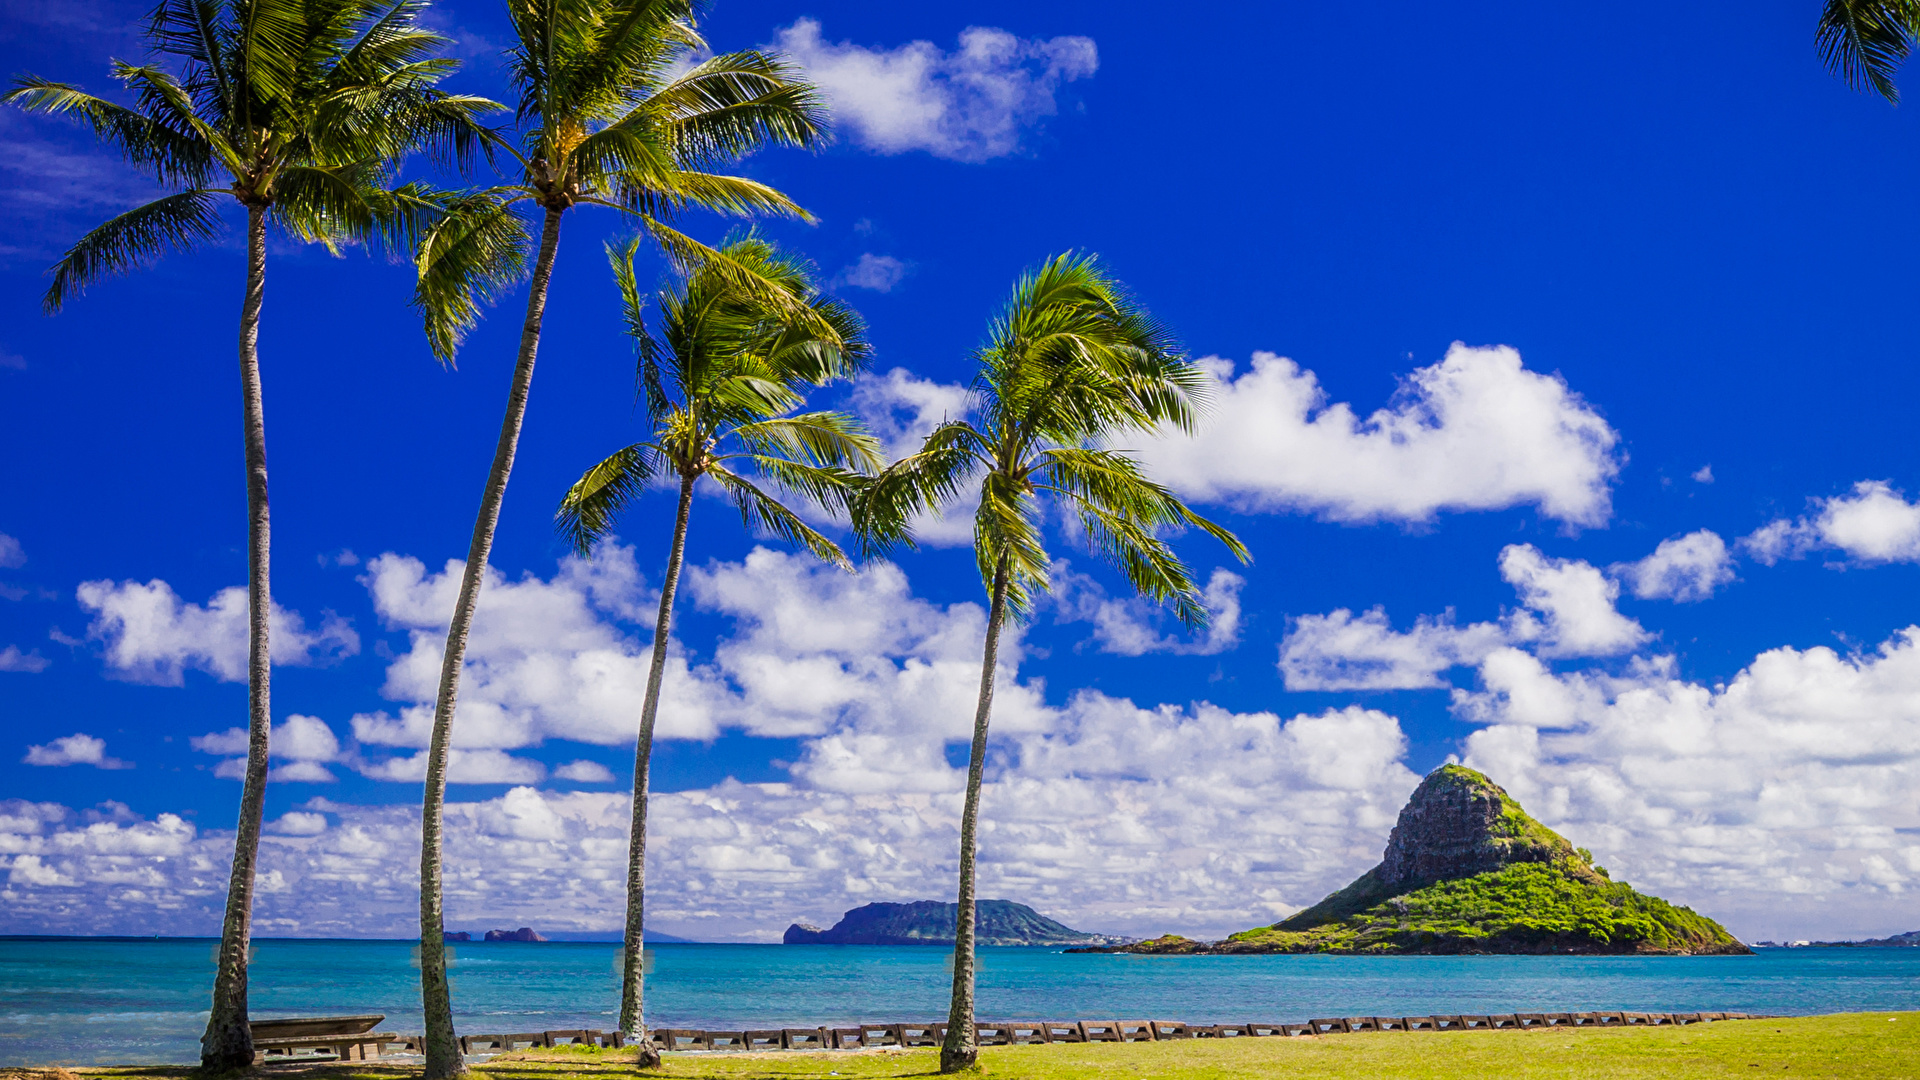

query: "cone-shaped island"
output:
1074 765 1749 956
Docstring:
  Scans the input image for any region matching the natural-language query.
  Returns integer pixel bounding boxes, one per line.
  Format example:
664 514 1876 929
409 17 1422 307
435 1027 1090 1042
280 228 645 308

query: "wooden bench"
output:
250 1015 395 1064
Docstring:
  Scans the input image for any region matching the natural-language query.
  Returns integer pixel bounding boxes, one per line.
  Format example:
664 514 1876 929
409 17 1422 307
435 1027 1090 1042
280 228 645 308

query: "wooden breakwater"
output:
326 1012 1765 1060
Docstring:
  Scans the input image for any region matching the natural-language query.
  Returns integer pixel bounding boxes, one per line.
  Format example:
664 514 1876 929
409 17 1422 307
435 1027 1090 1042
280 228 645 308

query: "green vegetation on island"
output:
1093 765 1747 956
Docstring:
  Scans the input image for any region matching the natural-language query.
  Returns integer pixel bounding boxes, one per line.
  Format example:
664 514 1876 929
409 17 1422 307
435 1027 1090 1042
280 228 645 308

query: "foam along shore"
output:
17 1012 1913 1080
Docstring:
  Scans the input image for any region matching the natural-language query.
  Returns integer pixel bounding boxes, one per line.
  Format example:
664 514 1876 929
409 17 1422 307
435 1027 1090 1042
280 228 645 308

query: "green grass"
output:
15 1014 1915 1080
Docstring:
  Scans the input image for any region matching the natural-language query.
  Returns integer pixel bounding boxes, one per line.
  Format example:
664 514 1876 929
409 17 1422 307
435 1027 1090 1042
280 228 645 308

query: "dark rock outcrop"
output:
442 931 471 942
784 900 1126 946
1079 765 1748 957
483 926 547 942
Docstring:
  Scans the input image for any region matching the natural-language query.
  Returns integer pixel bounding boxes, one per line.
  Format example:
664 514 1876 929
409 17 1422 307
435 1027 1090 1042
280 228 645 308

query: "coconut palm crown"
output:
4 2 494 1073
853 252 1249 1073
413 0 830 360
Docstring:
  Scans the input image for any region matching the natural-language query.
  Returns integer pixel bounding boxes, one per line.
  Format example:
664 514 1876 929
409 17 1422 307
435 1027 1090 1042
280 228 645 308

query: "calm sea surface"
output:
3 937 1917 1066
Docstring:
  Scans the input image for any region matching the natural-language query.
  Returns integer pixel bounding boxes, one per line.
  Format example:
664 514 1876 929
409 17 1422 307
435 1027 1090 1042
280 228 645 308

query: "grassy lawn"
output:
8 1014 1913 1080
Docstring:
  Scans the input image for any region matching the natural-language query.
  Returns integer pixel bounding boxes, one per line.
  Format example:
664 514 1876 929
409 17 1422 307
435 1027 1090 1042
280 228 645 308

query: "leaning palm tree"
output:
556 233 874 1062
1818 0 1920 100
854 254 1250 1074
404 3 827 1074
3 1 492 1071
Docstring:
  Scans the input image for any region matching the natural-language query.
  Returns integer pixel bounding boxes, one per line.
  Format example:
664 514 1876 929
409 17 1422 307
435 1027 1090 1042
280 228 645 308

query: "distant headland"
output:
1073 765 1749 957
786 900 1133 947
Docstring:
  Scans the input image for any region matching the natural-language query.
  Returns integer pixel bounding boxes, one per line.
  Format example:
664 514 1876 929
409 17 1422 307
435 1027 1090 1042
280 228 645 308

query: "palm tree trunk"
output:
618 473 696 1066
419 205 565 1080
940 554 1011 1074
201 204 273 1074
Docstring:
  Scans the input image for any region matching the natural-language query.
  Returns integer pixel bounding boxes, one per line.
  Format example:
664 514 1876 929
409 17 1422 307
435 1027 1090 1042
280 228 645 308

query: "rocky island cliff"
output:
1077 765 1748 956
786 900 1127 946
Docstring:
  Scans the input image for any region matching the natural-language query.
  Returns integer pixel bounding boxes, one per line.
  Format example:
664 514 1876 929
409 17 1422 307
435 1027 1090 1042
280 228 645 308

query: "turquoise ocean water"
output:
3 937 1918 1066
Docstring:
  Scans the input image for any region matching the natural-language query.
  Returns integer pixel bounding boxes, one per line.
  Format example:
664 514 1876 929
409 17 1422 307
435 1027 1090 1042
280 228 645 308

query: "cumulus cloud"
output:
1280 608 1506 691
554 760 617 783
1051 564 1245 656
1278 544 1645 690
773 19 1097 161
1498 544 1648 658
195 715 346 782
0 645 50 673
1745 481 1920 566
0 348 25 371
1692 465 1714 484
1615 530 1735 602
267 811 328 837
0 533 23 568
1454 627 1920 938
348 547 729 772
835 253 908 292
76 579 358 685
22 733 129 769
1134 345 1621 526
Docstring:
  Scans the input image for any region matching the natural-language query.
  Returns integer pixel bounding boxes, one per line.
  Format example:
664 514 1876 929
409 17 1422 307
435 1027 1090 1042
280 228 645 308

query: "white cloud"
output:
1692 465 1714 484
196 715 346 782
1745 481 1920 566
22 733 129 769
1051 565 1245 656
1135 345 1621 526
1454 627 1920 938
267 811 328 836
1498 544 1647 658
0 348 26 371
554 760 617 783
836 253 907 292
848 369 977 546
1280 608 1506 691
355 749 547 785
0 645 50 673
0 533 23 568
76 579 359 685
1277 544 1645 690
348 548 731 771
773 19 1097 162
1615 530 1735 602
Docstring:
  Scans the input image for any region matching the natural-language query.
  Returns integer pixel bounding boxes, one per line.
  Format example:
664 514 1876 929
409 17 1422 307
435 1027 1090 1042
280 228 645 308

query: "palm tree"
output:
3 2 492 1071
855 254 1249 1073
1818 0 1920 100
555 233 874 1062
406 4 827 1072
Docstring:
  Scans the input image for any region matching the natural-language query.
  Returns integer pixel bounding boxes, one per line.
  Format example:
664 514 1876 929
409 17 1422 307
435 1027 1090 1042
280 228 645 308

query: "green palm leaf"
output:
1819 0 1920 101
41 190 224 312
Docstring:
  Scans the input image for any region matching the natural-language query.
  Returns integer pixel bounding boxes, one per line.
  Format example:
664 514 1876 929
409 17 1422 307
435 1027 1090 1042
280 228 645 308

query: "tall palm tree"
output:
406 3 827 1073
1818 0 1920 100
855 254 1250 1073
556 233 874 1062
3 2 492 1071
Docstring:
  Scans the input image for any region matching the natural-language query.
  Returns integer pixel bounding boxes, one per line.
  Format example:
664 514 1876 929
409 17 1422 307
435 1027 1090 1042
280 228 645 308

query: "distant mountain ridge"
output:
784 900 1129 946
1079 766 1747 956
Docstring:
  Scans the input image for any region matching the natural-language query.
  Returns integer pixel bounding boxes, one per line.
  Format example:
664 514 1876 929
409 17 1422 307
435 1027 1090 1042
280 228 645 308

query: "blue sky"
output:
3 0 1920 943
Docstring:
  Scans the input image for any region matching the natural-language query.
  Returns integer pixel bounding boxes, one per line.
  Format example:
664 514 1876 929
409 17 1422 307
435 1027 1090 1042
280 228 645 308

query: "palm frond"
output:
1820 0 1920 101
732 412 883 472
557 442 662 554
5 76 218 185
413 186 534 362
42 189 223 312
708 463 853 570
